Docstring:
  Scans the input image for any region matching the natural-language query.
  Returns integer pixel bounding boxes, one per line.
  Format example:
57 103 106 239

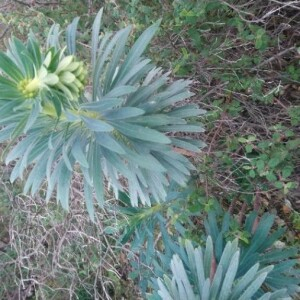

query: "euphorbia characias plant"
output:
0 9 206 220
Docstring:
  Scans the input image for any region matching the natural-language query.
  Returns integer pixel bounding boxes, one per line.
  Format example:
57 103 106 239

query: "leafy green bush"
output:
154 237 291 300
0 9 205 219
116 186 299 298
205 212 300 297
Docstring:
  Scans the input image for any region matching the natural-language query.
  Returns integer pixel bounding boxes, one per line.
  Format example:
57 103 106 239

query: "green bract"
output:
0 9 206 219
0 39 87 110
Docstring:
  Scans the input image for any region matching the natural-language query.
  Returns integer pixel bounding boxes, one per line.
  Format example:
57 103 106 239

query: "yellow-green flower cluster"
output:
53 55 88 101
18 78 40 99
17 50 87 102
18 66 59 99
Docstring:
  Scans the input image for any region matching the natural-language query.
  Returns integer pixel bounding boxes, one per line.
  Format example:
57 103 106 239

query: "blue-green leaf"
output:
80 98 123 112
95 132 125 154
81 116 114 132
66 16 80 55
71 138 89 168
91 8 103 67
103 107 144 120
84 178 95 222
112 122 171 144
0 51 24 82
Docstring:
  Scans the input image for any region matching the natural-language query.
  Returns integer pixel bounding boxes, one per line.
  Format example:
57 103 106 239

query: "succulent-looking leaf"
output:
205 211 300 297
155 236 291 300
0 9 206 217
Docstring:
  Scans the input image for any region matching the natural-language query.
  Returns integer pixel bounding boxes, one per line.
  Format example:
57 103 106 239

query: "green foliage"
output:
0 10 205 218
205 125 300 203
155 237 290 300
236 129 299 195
1 2 299 299
205 212 300 296
117 185 299 298
103 0 299 212
288 106 300 126
114 185 193 293
291 211 300 231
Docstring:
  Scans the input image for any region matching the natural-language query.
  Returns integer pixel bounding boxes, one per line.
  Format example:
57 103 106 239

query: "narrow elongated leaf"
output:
171 255 196 300
9 38 34 78
46 158 64 202
62 144 73 171
219 251 240 300
90 143 104 207
268 289 290 300
256 228 286 253
0 76 18 87
0 51 24 82
201 278 211 300
125 149 166 172
204 236 213 279
102 107 144 120
10 115 29 140
209 264 223 299
91 8 103 67
101 148 132 180
231 263 260 299
103 26 132 92
168 105 206 118
6 134 37 164
80 98 123 111
105 85 137 98
92 28 128 101
71 138 89 168
84 178 95 222
95 132 125 154
81 116 114 132
237 272 269 300
157 278 173 300
159 124 205 133
30 157 48 195
27 33 42 68
158 160 187 186
129 115 186 127
10 140 36 182
153 152 190 175
155 91 194 111
57 160 73 210
170 138 202 153
0 84 23 100
46 23 61 49
117 58 151 86
194 247 205 289
23 155 47 195
259 248 298 264
114 21 160 83
112 122 171 144
0 125 14 143
66 16 79 55
24 101 41 133
126 72 169 106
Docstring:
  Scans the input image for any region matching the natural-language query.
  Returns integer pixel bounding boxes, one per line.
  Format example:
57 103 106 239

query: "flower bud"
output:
56 55 74 74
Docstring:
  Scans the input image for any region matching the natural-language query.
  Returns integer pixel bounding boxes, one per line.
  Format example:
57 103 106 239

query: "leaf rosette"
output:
0 9 206 219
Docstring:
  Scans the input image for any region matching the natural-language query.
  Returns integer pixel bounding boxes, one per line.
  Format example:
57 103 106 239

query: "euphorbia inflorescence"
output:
0 37 87 113
45 50 88 101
